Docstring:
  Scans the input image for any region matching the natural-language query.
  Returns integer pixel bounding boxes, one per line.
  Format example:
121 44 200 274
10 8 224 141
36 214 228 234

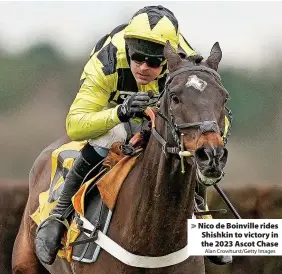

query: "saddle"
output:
31 134 145 263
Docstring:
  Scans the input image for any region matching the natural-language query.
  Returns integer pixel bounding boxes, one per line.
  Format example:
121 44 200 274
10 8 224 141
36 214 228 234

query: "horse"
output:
12 41 230 274
0 180 28 274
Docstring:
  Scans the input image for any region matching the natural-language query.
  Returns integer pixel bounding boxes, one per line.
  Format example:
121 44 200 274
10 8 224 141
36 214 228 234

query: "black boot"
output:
196 184 233 266
35 144 104 265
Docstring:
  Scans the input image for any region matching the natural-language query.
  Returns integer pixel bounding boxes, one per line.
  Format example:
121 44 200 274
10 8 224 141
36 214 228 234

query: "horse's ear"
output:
164 41 182 72
206 42 222 71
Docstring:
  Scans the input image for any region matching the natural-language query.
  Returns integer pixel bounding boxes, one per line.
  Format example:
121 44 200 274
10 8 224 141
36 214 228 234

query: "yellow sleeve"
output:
179 33 197 56
66 52 121 141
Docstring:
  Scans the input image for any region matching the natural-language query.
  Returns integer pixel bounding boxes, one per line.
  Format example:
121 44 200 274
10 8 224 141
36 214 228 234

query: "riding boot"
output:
34 143 105 265
196 184 233 265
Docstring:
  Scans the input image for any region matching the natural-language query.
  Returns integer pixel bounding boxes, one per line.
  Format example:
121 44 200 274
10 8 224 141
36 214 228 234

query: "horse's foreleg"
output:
12 202 49 274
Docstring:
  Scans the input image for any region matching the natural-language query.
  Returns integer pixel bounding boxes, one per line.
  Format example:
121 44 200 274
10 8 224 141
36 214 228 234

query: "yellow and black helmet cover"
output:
124 5 180 57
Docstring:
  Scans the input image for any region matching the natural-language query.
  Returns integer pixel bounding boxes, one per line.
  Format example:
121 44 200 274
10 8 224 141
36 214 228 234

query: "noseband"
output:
149 65 241 218
151 65 223 163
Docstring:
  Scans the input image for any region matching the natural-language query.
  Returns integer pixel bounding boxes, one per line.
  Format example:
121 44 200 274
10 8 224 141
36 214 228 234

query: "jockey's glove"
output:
117 92 150 122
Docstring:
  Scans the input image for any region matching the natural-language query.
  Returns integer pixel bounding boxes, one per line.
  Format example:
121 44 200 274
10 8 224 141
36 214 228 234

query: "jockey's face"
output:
130 59 163 85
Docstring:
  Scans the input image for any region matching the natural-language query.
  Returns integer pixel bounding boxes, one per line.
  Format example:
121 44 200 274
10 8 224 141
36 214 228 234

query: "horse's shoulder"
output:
29 135 70 188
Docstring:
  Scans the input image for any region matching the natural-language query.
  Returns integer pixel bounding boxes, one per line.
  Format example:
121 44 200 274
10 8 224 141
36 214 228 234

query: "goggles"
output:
130 53 166 68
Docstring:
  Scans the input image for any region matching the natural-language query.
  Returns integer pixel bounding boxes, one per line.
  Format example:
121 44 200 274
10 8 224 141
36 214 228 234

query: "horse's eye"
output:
171 95 180 104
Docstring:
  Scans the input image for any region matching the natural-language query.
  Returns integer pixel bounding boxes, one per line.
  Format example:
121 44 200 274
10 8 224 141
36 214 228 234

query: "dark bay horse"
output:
12 42 229 274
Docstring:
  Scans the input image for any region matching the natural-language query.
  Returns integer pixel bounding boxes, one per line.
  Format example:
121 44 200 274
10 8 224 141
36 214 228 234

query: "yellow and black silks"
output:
66 22 196 142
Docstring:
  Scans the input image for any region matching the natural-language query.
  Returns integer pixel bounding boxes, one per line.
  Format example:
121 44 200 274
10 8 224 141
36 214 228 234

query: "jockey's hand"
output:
117 92 150 122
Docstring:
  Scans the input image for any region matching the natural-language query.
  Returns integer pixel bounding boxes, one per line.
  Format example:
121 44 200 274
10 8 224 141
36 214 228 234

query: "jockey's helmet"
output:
124 5 179 58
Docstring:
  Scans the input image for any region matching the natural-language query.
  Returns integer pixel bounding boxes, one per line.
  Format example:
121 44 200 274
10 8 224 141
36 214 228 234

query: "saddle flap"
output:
72 170 106 216
97 155 139 210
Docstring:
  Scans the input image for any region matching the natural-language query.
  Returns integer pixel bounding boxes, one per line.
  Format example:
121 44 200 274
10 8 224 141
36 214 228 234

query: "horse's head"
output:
157 42 230 185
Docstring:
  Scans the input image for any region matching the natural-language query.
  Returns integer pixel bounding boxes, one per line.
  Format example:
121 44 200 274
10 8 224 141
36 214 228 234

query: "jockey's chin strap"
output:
145 65 222 173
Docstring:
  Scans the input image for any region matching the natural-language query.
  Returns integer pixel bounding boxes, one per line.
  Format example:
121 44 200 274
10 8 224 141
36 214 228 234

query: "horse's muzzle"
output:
194 145 228 179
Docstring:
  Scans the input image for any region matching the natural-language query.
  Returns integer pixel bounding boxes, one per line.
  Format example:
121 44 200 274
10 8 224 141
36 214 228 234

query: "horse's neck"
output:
119 121 196 255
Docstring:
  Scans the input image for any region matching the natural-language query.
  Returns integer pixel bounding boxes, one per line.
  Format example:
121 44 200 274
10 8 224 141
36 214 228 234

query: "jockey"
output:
35 5 232 266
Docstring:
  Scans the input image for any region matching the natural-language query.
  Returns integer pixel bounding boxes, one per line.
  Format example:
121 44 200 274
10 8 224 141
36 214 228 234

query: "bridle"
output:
151 65 225 165
148 64 241 219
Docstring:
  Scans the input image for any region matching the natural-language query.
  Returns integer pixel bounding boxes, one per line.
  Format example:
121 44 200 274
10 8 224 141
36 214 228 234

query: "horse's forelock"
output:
186 54 204 64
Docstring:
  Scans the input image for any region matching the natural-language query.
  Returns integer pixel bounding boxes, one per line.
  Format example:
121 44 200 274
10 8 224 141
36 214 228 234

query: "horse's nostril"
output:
219 147 228 162
219 147 228 164
195 146 228 166
195 147 209 163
